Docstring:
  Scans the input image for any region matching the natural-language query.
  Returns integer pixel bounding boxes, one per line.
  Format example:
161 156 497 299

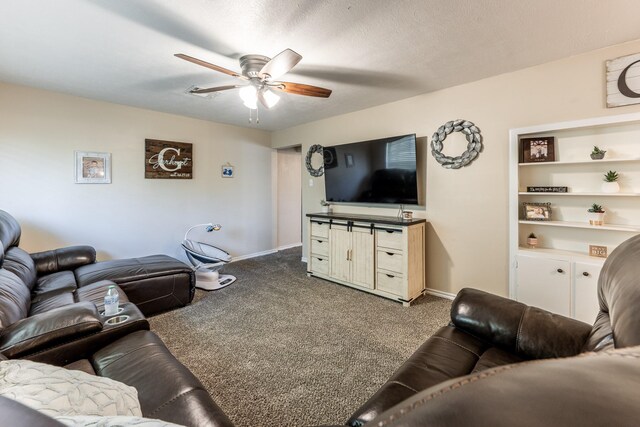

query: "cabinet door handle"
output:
386 230 395 233
386 274 395 278
316 257 323 261
386 252 394 256
582 272 590 277
557 268 564 274
317 240 323 243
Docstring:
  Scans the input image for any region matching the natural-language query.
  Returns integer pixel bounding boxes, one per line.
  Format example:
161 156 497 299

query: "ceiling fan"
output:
175 49 332 111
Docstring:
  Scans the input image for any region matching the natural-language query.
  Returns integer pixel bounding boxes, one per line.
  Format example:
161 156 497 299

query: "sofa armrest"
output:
0 301 102 358
30 245 96 275
451 288 592 359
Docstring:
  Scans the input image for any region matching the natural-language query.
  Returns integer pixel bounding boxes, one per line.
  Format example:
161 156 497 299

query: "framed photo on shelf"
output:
521 136 555 163
522 202 551 221
75 151 111 184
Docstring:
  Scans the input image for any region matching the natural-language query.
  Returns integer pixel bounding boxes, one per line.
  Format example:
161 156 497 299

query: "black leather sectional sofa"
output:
0 210 233 426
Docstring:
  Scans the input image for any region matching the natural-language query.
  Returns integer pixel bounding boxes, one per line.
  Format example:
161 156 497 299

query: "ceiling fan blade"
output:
258 49 302 80
175 54 247 79
190 85 244 94
270 81 332 98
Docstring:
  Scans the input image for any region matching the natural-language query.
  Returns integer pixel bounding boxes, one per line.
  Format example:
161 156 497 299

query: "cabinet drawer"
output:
311 238 329 256
377 250 404 273
377 271 404 296
376 229 403 250
310 256 329 275
310 221 329 238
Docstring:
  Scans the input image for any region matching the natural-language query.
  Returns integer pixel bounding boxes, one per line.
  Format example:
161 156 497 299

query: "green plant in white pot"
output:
590 146 606 160
602 170 620 193
587 203 605 226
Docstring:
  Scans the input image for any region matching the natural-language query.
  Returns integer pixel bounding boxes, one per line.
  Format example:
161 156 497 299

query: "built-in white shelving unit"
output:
509 112 640 323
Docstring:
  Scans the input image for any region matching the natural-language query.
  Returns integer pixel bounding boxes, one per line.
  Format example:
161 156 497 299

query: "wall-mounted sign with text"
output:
606 52 640 108
145 139 193 179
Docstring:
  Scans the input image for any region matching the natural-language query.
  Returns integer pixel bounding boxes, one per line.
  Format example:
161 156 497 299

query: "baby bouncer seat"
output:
182 223 237 290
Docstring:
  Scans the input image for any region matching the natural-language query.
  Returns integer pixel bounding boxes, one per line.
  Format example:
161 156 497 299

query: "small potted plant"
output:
527 232 539 248
602 170 620 193
590 146 606 160
587 203 605 226
320 199 332 213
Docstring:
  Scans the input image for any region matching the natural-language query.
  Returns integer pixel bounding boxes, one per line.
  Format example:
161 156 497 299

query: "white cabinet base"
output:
307 213 426 306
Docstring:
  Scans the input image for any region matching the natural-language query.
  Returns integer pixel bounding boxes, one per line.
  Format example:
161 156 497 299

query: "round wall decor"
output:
430 119 483 169
305 144 324 177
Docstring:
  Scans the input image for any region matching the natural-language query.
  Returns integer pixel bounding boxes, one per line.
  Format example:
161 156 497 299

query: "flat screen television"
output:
323 134 418 205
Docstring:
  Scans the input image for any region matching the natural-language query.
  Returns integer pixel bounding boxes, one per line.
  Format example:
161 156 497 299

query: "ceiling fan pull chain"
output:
256 106 260 124
248 108 252 124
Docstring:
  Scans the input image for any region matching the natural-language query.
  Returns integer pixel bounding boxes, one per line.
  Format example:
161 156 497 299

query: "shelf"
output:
519 220 640 232
518 246 607 262
518 158 640 167
519 192 640 197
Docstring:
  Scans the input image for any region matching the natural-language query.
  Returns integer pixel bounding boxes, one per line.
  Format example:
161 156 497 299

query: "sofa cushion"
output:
32 271 77 302
0 211 21 265
3 247 36 290
0 359 142 417
29 293 76 316
92 330 234 427
74 255 195 316
75 281 128 311
0 269 31 328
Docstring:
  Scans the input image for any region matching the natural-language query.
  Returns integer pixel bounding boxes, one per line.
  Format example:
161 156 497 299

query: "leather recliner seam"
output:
0 319 101 352
515 306 528 353
430 335 481 358
148 388 204 416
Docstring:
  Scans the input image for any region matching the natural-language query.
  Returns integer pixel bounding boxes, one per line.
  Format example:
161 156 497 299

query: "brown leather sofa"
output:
0 210 233 426
342 233 640 427
0 210 195 317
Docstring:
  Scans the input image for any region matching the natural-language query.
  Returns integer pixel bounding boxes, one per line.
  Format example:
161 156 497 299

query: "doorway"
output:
276 146 302 250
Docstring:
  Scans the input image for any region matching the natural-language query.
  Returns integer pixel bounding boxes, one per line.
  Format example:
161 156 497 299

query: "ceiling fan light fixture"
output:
261 89 280 109
239 85 258 109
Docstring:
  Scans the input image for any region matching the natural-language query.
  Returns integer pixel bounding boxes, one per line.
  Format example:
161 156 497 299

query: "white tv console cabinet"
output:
306 213 426 306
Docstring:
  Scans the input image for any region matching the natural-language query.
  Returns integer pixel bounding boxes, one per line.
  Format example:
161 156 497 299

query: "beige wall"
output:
276 147 302 248
272 39 640 297
0 83 273 262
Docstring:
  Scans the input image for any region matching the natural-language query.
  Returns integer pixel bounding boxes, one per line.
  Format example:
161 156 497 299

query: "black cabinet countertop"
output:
306 212 426 226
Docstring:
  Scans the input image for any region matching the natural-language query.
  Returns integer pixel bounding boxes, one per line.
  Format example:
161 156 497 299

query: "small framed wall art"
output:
75 151 111 184
520 137 555 163
145 139 192 179
222 163 234 178
522 202 551 221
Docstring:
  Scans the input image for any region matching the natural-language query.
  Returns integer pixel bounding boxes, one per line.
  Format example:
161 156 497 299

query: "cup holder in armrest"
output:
100 307 124 316
105 315 130 326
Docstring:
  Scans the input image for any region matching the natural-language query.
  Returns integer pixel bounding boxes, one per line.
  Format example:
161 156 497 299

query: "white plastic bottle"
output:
104 285 119 316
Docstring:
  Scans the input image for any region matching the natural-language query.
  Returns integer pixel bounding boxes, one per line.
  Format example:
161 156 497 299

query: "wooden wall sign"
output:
145 139 192 179
589 245 608 258
606 52 640 108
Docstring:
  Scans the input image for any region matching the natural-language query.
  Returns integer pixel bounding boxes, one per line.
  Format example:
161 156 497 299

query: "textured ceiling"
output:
1 0 640 131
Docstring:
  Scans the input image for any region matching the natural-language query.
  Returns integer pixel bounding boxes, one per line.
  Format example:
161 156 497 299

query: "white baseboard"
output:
231 249 278 262
301 256 307 263
424 288 456 300
277 242 302 251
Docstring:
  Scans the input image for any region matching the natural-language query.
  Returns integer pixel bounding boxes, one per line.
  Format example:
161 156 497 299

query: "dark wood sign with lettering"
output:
145 139 193 179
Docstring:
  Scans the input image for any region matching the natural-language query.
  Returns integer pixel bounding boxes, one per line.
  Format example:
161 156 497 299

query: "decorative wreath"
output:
430 119 483 169
305 144 324 177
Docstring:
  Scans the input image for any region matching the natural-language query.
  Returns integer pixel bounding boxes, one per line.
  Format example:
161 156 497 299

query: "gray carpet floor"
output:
149 247 452 427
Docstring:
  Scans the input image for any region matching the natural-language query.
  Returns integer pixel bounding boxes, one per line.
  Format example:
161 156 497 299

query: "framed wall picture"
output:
606 52 640 108
222 163 234 178
521 137 555 163
75 151 111 184
145 139 192 179
522 202 552 221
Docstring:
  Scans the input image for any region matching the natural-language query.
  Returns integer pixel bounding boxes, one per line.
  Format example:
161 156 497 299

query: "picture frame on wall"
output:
522 202 552 221
222 163 234 178
75 151 111 184
521 136 555 163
